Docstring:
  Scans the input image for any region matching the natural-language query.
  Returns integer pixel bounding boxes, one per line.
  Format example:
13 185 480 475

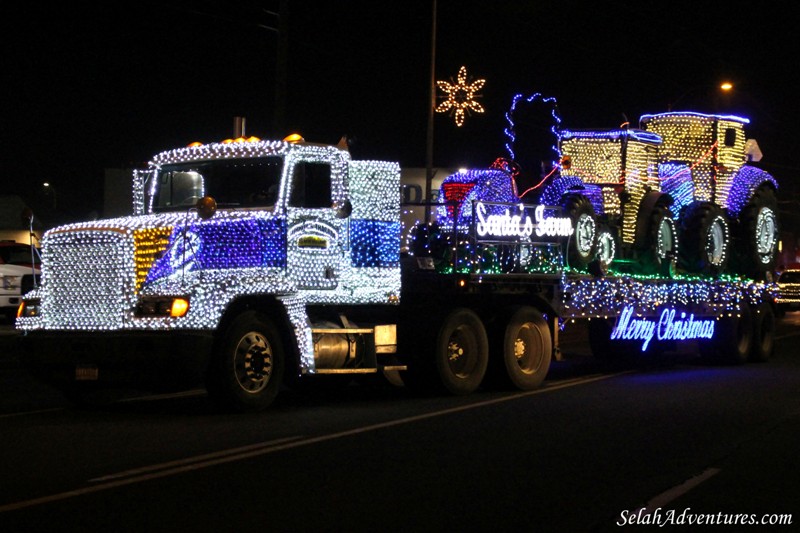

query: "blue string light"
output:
503 92 562 162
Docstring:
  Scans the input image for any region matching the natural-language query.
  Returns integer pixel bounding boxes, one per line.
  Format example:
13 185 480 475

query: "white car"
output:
775 269 800 315
0 242 40 320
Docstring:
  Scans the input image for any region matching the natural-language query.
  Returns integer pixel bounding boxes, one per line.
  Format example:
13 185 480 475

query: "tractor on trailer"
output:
547 111 779 279
16 131 777 412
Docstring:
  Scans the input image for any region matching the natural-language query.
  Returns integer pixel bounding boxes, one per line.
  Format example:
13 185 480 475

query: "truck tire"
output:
562 193 596 271
678 202 730 276
642 205 678 278
434 308 489 395
488 306 552 390
750 301 775 362
707 304 753 365
207 311 285 412
733 185 779 277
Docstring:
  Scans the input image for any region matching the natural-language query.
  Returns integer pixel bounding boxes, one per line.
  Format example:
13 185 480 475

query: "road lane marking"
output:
116 389 206 402
774 332 800 340
0 371 626 513
88 436 304 482
0 407 64 419
633 467 721 516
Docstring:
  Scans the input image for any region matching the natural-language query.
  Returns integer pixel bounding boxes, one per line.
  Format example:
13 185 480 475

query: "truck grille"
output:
42 229 135 330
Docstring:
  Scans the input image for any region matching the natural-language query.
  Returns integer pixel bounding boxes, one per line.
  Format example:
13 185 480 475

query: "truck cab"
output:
18 135 402 411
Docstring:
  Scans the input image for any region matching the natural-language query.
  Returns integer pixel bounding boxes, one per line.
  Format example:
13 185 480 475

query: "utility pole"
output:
273 0 289 136
424 0 437 222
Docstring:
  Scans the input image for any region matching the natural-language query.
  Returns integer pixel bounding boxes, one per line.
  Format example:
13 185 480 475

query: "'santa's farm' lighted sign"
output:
475 202 573 240
611 306 716 351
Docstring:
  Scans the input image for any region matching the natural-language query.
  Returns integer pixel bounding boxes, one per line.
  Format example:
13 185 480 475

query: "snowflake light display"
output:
435 66 485 127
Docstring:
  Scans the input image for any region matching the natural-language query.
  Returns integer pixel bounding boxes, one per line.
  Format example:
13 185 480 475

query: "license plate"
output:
75 364 99 381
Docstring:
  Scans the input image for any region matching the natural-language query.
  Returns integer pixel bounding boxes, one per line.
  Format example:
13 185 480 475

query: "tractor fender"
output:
539 175 585 206
540 176 605 216
727 165 778 217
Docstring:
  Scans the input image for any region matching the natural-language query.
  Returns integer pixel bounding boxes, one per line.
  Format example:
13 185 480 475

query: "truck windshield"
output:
152 156 284 211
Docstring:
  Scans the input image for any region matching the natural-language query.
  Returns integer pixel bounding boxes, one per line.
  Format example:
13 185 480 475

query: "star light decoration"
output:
436 66 485 127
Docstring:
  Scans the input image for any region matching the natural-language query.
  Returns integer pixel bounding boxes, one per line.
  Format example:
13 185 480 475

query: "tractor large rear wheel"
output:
679 202 730 276
733 185 779 278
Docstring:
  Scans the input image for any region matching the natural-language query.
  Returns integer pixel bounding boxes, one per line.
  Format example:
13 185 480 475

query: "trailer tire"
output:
434 308 489 395
500 307 552 390
587 318 639 362
750 302 775 362
207 311 285 412
734 185 779 277
562 193 597 270
708 305 753 365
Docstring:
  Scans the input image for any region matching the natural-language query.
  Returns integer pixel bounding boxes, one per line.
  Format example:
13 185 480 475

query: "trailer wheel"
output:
708 305 753 365
679 202 730 276
587 318 639 362
734 185 779 277
750 301 775 362
497 307 552 390
434 308 489 395
562 193 596 270
207 311 285 412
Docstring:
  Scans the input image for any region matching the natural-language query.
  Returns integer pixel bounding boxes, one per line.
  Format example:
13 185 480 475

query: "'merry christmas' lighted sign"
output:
611 306 716 351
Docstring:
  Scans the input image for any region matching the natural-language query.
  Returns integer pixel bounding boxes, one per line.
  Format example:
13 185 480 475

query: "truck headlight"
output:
3 275 20 290
135 296 190 318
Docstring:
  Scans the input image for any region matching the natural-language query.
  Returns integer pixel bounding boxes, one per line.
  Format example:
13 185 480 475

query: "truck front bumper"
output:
18 330 215 392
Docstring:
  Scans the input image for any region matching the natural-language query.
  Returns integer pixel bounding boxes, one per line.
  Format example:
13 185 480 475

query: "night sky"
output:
5 1 800 222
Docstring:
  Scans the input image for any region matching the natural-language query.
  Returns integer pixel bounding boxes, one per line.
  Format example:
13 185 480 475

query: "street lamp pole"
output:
42 182 57 210
424 0 437 223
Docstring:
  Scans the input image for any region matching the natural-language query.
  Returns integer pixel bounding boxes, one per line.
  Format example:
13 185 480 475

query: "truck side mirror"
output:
334 199 352 219
196 196 217 220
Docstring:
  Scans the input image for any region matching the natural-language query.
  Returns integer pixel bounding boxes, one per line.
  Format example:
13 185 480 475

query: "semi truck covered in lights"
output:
16 133 777 412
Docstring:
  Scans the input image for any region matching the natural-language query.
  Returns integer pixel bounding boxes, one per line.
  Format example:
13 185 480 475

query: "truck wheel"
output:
562 193 596 270
434 308 489 395
499 307 552 390
708 304 753 364
679 202 730 276
643 206 677 278
207 311 285 412
734 185 779 277
750 301 775 362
